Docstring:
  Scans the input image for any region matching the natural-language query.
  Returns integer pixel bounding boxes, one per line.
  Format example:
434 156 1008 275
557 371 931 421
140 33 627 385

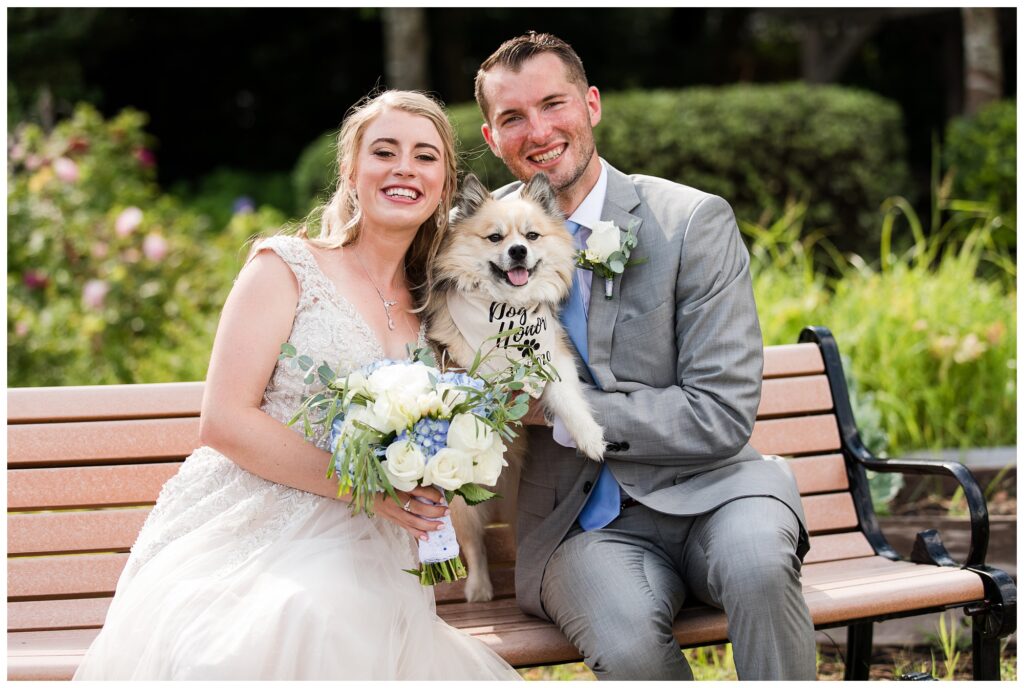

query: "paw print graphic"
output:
519 338 541 358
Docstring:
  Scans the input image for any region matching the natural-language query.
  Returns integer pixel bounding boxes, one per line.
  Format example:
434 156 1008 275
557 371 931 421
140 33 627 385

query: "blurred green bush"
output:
170 167 296 233
297 85 911 258
7 104 284 386
747 195 1016 455
943 99 1016 226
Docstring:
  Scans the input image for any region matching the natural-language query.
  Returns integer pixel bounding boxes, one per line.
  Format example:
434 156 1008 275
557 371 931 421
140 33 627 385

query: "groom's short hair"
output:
475 32 589 122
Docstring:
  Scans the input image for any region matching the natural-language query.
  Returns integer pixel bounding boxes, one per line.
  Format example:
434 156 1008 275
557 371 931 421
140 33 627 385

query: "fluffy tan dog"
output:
424 172 604 602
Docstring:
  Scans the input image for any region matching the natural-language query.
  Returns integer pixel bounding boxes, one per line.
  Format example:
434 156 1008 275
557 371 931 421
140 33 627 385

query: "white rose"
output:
446 413 494 454
372 391 419 434
435 383 468 416
472 433 508 486
415 391 445 418
584 220 621 262
345 403 387 433
367 362 432 398
382 440 426 492
422 447 475 491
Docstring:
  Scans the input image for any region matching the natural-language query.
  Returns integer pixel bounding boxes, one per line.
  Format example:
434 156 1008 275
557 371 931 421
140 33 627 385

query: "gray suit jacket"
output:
496 161 810 621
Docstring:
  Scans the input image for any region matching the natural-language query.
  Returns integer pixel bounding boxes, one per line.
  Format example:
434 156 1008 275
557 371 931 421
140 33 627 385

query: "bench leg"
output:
971 622 1001 680
843 622 873 680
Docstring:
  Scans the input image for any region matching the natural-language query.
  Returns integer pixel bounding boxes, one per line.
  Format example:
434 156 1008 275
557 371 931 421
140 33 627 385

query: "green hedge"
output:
295 84 911 258
944 99 1016 216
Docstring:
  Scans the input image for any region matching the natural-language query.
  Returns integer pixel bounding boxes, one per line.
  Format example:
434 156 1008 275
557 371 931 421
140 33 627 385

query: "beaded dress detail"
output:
73 236 520 680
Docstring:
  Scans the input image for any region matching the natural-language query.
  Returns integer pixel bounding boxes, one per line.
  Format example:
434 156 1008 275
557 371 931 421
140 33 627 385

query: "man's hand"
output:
521 396 551 426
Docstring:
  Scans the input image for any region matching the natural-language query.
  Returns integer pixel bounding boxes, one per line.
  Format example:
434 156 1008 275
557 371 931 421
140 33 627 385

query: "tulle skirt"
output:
73 448 520 680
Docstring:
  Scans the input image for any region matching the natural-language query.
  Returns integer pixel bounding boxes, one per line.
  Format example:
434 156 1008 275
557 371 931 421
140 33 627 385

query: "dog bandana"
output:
445 290 559 398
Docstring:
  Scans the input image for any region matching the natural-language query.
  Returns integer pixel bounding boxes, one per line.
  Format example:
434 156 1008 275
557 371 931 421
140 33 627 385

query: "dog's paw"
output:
575 425 606 462
464 571 494 603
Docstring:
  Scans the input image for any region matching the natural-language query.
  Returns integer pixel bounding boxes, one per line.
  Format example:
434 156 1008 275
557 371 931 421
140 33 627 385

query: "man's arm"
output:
586 195 763 464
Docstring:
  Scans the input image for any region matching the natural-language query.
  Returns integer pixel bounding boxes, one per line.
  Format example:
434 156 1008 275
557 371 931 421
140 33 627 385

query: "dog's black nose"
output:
508 244 527 261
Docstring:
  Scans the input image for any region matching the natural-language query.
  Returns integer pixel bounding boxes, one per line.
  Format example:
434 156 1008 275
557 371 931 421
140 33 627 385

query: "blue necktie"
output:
560 221 622 531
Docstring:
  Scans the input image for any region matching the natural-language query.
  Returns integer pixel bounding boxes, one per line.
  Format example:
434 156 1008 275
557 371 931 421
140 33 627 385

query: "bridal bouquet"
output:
281 343 554 585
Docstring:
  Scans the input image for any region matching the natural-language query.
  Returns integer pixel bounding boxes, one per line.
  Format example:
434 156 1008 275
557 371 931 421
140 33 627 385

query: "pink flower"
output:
14 321 29 337
122 248 141 263
91 242 109 259
53 157 80 183
134 148 156 168
142 233 169 262
23 270 48 289
82 279 110 310
115 207 144 237
10 143 26 161
25 154 43 171
67 137 90 154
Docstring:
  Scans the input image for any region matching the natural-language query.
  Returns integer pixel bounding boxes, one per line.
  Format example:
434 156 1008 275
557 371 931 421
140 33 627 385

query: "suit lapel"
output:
586 164 642 390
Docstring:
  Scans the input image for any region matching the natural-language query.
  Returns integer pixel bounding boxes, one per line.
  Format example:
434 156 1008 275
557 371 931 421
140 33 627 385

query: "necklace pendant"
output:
383 299 398 331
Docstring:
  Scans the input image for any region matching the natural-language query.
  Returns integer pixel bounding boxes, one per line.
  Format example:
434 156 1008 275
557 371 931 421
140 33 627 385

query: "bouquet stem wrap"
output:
408 495 467 585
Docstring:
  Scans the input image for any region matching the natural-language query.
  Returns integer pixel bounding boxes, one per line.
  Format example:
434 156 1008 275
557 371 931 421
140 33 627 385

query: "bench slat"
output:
7 382 204 424
750 414 840 456
8 463 182 510
803 493 859 534
756 375 832 418
804 532 876 564
8 553 129 599
787 454 848 495
8 418 201 467
9 598 112 632
761 343 824 378
8 509 152 555
6 558 987 676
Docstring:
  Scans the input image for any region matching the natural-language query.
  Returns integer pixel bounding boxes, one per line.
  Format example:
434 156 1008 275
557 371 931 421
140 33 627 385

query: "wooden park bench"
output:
7 326 1016 680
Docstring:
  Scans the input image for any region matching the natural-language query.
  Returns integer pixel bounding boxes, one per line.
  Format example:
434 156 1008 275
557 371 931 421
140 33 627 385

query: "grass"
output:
518 624 1018 680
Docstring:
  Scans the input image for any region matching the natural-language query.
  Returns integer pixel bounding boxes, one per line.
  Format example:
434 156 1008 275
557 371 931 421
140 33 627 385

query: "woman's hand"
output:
374 485 449 541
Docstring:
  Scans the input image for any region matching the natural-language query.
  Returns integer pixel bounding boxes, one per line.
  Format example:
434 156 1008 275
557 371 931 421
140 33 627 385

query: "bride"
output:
73 91 521 680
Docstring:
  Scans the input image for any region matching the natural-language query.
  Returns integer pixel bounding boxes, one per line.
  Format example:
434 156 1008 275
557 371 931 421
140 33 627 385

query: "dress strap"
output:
248 235 335 308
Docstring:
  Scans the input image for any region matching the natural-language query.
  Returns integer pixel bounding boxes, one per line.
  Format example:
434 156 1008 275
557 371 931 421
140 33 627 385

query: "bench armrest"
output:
852 453 990 568
798 325 992 569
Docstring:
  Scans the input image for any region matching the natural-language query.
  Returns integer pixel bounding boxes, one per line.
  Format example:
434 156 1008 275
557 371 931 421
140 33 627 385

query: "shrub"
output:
448 83 911 257
170 167 296 233
944 99 1016 216
295 84 911 258
7 104 283 386
747 198 1016 454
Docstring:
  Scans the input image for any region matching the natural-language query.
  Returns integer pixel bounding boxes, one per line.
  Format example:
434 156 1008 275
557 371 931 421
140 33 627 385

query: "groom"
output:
474 32 817 680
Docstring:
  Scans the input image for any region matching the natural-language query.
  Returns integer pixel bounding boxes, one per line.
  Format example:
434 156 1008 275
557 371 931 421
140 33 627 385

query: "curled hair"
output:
474 31 589 122
308 90 459 306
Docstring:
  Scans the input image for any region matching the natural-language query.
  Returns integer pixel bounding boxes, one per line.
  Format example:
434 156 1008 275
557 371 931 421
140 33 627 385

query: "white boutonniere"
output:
574 220 643 299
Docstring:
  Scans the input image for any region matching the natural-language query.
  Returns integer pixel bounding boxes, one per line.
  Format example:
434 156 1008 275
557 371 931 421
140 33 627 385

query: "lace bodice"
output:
125 235 424 578
258 235 425 447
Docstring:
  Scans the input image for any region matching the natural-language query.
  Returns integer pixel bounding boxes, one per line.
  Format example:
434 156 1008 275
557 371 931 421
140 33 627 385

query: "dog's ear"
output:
453 173 490 219
522 173 562 220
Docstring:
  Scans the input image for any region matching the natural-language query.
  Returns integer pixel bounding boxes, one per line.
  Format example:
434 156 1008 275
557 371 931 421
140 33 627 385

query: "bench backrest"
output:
7 342 874 631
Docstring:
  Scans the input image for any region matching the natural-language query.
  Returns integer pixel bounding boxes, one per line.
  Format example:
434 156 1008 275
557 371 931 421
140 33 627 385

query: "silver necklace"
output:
352 248 401 331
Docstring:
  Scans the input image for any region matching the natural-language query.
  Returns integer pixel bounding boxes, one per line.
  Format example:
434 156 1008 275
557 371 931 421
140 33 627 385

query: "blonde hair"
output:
309 90 458 304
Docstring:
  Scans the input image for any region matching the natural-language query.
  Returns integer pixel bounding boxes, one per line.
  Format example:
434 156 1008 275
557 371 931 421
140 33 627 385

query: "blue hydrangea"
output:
438 370 485 391
402 417 451 459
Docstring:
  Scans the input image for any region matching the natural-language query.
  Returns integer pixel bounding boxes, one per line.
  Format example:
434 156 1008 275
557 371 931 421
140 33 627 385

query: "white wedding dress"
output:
73 236 521 680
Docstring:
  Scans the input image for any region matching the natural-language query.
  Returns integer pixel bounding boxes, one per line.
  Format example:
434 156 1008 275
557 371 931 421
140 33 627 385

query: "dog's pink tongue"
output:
507 268 529 286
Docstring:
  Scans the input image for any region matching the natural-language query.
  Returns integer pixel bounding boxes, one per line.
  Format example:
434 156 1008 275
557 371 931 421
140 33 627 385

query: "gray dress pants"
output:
540 496 816 680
